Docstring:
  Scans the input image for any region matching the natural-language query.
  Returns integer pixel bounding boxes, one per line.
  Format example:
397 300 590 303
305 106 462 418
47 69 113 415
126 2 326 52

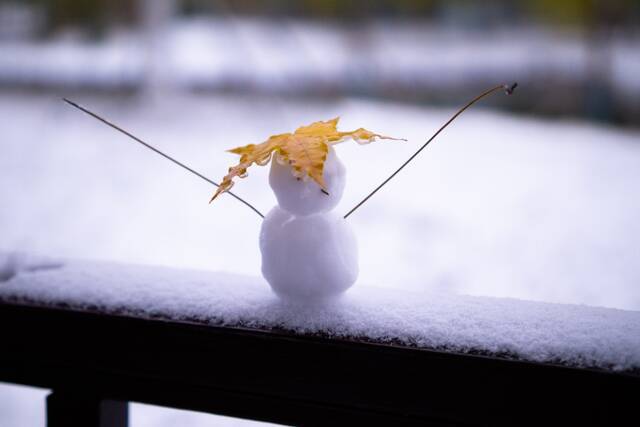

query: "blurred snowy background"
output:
1 0 639 425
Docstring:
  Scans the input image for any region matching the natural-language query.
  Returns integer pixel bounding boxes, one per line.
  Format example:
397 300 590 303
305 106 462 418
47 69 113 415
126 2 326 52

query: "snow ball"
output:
259 206 358 301
269 146 346 216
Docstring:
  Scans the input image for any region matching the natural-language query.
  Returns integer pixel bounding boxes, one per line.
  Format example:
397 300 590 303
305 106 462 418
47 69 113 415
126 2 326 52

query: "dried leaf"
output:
211 117 403 202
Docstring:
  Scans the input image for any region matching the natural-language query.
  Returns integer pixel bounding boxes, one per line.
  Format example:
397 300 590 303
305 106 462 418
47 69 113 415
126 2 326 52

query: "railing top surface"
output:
1 298 639 426
3 255 640 371
1 297 638 376
1 255 639 374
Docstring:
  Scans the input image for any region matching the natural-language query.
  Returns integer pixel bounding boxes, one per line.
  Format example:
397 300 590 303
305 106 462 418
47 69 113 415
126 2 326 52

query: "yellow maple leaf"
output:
210 117 403 202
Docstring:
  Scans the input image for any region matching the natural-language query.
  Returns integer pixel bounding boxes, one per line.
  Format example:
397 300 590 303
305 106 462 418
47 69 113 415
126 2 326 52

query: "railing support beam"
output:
47 390 128 427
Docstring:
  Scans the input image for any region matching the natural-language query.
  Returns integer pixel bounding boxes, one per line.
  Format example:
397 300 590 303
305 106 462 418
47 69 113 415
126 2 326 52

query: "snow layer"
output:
1 255 638 372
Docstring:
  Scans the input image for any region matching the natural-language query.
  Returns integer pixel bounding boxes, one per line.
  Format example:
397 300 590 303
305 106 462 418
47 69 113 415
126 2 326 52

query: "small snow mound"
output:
0 251 63 282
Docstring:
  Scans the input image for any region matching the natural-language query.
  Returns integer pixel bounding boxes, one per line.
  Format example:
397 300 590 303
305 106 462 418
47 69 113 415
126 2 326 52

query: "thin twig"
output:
343 83 518 219
62 98 264 219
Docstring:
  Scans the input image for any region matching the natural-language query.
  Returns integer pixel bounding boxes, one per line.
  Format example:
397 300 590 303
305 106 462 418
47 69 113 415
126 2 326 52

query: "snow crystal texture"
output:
1 253 638 372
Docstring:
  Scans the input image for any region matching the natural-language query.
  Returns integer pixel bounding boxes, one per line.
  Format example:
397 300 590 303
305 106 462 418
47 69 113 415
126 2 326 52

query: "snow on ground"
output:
0 382 277 427
2 256 639 371
0 384 47 427
1 92 639 310
1 91 640 426
131 403 279 427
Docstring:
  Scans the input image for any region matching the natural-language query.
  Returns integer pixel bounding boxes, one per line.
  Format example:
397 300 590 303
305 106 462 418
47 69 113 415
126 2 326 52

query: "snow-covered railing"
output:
1 255 638 426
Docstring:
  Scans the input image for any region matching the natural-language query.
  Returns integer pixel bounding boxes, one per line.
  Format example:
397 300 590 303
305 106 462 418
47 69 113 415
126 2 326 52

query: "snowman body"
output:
259 147 358 300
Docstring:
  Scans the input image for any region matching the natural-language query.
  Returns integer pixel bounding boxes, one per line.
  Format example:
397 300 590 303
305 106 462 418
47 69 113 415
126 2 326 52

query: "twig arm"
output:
63 98 264 219
343 83 517 219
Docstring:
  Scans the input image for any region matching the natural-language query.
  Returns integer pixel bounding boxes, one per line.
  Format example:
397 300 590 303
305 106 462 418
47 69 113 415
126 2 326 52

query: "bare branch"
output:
343 83 518 219
63 98 264 219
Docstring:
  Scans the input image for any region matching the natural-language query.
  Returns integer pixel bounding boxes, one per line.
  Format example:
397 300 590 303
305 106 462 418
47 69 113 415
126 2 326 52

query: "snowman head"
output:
269 146 346 216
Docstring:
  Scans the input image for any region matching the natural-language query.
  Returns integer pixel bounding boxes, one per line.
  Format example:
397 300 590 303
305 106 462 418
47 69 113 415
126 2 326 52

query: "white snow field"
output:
1 92 640 426
1 255 639 371
1 93 639 310
0 383 277 427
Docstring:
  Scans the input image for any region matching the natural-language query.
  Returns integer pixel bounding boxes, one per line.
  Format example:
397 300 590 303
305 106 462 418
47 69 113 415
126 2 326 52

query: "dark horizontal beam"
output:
0 301 637 426
47 390 128 427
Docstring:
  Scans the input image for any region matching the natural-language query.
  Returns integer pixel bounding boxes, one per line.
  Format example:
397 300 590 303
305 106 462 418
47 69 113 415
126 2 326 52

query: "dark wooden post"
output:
47 390 128 427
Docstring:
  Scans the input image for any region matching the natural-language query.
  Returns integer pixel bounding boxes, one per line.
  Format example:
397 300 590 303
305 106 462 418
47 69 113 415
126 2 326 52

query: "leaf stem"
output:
62 98 265 219
343 83 517 219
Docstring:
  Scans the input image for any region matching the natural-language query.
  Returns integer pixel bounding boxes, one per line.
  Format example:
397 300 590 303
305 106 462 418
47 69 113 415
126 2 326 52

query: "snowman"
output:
260 146 357 300
210 118 400 301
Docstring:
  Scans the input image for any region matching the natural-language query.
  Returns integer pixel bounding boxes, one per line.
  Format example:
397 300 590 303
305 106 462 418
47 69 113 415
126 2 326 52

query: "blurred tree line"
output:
6 0 638 34
1 0 638 125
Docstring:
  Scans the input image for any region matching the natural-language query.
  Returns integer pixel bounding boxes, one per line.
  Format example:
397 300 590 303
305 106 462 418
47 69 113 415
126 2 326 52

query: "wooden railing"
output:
0 300 638 426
